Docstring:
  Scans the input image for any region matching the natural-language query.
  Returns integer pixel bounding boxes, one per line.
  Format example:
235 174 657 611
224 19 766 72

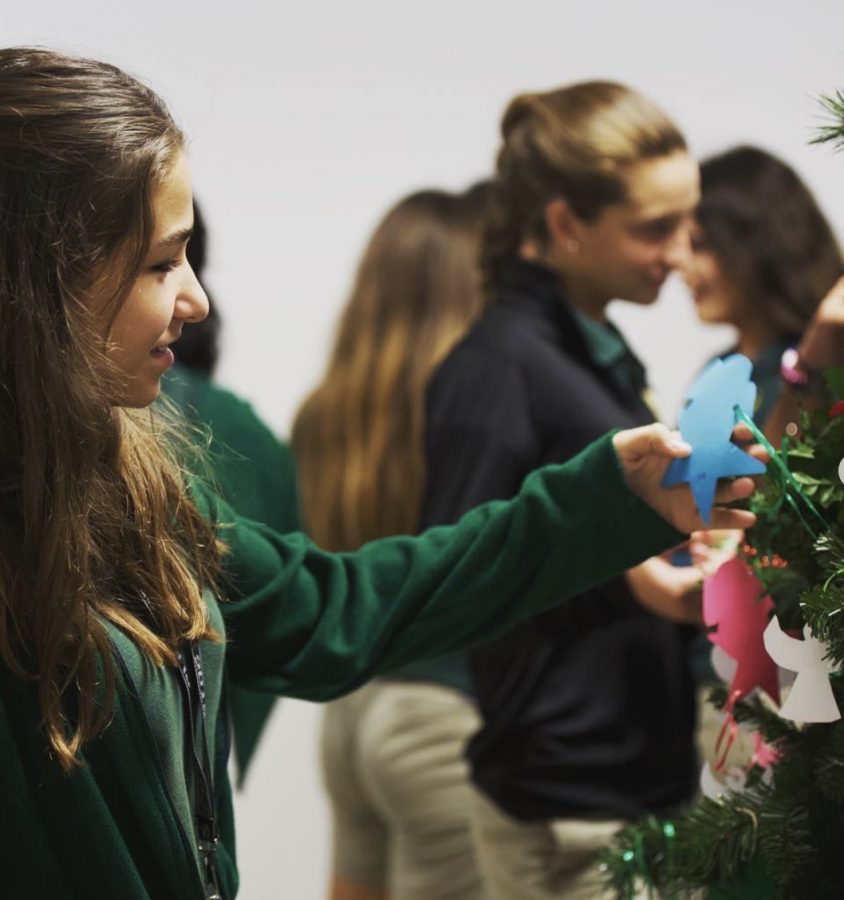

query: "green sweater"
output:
161 365 299 538
0 434 682 899
162 364 300 782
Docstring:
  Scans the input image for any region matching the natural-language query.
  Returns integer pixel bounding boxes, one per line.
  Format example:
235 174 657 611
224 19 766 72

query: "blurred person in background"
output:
685 144 844 441
682 145 844 767
421 82 709 899
292 183 492 900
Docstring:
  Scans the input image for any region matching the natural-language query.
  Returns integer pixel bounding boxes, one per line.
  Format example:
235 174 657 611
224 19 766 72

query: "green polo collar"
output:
570 307 630 370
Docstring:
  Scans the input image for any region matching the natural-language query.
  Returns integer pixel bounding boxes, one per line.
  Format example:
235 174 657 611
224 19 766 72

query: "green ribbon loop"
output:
734 404 827 539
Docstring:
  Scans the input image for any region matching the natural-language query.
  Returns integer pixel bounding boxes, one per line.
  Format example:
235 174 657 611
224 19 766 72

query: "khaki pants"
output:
470 787 648 900
321 680 485 900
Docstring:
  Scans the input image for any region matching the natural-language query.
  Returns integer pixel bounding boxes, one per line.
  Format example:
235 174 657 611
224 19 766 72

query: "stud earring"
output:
566 239 580 253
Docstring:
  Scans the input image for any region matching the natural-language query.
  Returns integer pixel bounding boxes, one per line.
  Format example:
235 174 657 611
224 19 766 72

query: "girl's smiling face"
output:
683 219 750 327
102 151 209 407
577 150 700 306
544 150 700 313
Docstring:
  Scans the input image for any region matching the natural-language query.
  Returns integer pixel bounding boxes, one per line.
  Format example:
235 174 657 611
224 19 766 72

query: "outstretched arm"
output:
214 427 755 700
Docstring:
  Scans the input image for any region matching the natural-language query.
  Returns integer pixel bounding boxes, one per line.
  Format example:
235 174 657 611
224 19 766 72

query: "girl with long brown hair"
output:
685 145 844 440
293 185 489 552
292 184 490 900
0 48 756 900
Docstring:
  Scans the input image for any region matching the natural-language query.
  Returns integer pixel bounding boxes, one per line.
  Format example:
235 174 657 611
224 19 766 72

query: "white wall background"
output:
7 1 844 896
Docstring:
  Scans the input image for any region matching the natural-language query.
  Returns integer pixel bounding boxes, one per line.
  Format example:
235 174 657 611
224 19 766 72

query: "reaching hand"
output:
612 423 759 535
797 274 844 372
625 555 705 624
688 528 742 577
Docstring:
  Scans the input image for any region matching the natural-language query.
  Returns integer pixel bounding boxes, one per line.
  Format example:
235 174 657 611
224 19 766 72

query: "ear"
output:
545 198 587 255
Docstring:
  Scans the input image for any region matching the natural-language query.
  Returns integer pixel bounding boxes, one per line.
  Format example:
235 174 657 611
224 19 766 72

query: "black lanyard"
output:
176 643 223 900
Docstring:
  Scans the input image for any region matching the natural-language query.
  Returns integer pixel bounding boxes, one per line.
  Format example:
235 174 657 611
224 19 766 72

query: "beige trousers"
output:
321 680 485 900
469 787 649 900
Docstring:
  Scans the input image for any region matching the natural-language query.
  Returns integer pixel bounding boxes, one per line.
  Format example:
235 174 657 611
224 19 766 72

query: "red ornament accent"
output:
748 730 780 771
828 400 844 419
703 558 780 704
742 543 786 569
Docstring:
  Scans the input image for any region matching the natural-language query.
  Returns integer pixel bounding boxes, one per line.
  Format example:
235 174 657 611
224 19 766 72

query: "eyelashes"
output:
149 235 192 274
151 258 181 274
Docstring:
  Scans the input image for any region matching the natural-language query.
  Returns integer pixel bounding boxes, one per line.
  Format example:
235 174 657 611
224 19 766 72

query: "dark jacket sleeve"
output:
204 434 683 701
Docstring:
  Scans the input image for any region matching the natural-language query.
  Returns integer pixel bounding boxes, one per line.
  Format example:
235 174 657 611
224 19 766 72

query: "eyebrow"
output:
640 213 680 226
152 226 194 250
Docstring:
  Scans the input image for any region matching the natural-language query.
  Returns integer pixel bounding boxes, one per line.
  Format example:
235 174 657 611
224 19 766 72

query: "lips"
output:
149 345 175 370
151 330 181 355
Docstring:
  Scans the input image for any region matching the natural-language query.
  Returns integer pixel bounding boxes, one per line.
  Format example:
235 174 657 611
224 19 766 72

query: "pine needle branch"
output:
812 89 844 150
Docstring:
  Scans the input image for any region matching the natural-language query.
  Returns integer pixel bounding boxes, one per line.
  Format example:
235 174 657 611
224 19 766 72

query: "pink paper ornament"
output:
703 558 780 704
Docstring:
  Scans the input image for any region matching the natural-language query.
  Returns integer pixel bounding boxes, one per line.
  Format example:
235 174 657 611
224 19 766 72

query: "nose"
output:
664 221 693 271
679 250 698 287
175 262 210 324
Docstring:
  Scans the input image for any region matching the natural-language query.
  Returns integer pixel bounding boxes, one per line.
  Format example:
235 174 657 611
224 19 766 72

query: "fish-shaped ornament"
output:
662 355 766 524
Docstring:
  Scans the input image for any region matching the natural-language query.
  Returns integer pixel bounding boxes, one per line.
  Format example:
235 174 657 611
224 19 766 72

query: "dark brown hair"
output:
697 145 843 335
0 47 220 770
483 81 687 292
291 184 490 550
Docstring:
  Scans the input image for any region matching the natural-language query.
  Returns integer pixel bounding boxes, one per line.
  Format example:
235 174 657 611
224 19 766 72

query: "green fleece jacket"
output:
162 364 300 784
0 434 682 899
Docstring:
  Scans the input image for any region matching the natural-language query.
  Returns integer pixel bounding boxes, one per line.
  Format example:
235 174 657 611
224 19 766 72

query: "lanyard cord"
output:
176 644 223 900
133 591 222 898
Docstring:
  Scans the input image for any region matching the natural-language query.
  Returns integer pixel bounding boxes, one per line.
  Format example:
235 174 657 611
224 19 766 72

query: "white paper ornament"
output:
763 617 841 723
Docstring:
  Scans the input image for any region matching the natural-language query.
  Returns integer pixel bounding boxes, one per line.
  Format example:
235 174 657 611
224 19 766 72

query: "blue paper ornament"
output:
662 354 766 524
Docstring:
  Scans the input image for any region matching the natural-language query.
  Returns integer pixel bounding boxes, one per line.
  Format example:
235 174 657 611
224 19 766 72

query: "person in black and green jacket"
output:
0 47 759 900
162 200 300 786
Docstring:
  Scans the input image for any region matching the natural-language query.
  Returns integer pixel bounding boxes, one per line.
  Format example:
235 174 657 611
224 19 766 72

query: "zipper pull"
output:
199 835 222 900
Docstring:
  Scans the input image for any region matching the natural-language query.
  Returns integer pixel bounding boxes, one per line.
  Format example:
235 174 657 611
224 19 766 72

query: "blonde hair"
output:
0 48 221 770
292 185 490 550
483 81 686 290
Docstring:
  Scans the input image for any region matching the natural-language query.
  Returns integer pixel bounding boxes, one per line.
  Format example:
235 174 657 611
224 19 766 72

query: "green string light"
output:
614 822 675 899
663 822 676 899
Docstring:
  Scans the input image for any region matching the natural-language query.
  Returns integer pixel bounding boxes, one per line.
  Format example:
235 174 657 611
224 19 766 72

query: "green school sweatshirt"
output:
0 433 682 899
162 364 300 784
